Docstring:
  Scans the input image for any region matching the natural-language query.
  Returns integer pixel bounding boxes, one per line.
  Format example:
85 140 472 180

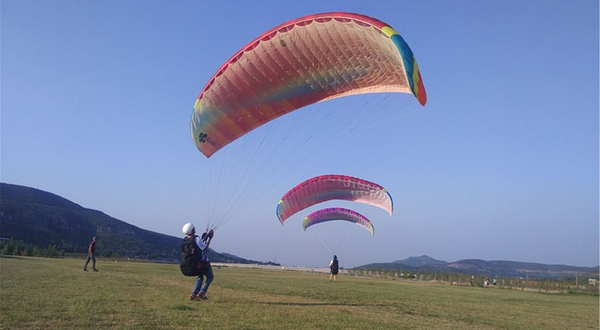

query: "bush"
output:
45 245 59 258
1 239 17 255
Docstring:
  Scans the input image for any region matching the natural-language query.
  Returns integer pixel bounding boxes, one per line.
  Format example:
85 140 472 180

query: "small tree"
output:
46 244 59 258
1 239 16 255
25 243 35 256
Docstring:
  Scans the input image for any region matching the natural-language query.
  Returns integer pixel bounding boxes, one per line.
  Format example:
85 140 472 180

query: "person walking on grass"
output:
181 223 214 301
329 255 339 282
83 237 98 272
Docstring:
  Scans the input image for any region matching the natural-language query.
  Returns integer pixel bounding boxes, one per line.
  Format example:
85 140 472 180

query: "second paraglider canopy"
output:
276 174 394 224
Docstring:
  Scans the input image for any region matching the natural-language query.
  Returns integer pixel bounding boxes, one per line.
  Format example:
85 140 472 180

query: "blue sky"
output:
2 0 598 268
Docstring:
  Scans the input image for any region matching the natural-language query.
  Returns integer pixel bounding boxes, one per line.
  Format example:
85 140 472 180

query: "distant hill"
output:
394 255 448 267
357 255 599 279
0 182 276 265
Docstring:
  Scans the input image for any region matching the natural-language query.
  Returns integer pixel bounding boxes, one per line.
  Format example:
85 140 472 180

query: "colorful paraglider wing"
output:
302 207 375 236
276 174 393 224
191 12 426 157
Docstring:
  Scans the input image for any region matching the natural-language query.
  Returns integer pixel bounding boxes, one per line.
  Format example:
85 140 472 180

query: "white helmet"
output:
182 222 195 235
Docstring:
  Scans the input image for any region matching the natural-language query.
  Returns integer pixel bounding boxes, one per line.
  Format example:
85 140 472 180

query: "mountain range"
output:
0 182 276 265
357 255 599 279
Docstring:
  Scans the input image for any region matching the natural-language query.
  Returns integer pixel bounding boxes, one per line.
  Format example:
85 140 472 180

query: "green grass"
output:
1 256 598 329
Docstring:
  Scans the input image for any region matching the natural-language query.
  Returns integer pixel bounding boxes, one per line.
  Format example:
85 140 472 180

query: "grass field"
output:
1 256 598 330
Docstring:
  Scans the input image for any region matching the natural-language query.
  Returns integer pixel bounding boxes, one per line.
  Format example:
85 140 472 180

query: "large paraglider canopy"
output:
303 207 375 236
277 174 393 224
191 12 426 158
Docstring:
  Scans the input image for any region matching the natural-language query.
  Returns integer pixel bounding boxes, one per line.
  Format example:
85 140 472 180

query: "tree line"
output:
347 268 599 296
0 238 66 258
0 238 120 258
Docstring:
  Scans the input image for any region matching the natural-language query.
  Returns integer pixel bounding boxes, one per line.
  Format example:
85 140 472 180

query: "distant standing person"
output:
83 237 98 272
181 223 214 301
329 255 339 282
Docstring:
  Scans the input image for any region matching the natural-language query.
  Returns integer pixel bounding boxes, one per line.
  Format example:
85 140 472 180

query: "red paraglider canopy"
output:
191 12 426 157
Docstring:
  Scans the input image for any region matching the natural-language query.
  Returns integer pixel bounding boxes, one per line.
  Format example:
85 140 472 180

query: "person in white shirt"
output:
182 223 214 300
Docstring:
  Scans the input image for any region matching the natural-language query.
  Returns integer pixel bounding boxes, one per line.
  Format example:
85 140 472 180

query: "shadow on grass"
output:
260 301 392 308
0 255 28 260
